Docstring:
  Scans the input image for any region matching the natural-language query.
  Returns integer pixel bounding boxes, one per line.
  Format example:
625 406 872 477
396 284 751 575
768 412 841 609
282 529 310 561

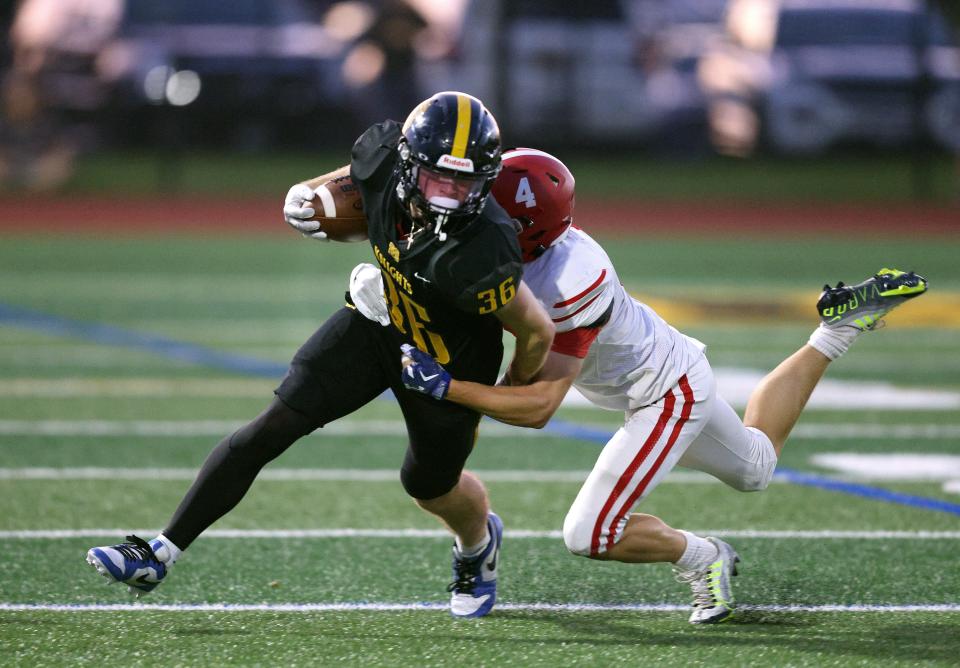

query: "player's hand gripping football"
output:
350 263 390 326
283 183 329 241
400 344 451 400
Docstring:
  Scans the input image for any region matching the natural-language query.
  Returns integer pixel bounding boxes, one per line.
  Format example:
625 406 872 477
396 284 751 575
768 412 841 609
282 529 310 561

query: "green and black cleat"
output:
817 268 927 331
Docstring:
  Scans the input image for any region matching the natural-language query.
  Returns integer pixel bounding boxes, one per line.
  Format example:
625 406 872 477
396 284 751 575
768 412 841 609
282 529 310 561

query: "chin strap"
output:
434 213 449 242
406 211 449 248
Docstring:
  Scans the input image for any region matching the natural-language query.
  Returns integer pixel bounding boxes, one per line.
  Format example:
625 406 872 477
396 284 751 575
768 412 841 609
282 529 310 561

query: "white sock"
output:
807 324 862 361
674 531 718 572
456 530 490 559
150 533 182 565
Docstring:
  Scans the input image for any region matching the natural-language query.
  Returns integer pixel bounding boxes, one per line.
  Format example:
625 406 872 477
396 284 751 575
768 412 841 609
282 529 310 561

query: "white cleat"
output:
674 537 740 624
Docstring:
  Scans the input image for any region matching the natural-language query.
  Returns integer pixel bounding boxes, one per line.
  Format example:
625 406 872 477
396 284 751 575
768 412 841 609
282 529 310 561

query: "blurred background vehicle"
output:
98 0 350 149
422 1 666 146
699 0 960 156
9 0 351 151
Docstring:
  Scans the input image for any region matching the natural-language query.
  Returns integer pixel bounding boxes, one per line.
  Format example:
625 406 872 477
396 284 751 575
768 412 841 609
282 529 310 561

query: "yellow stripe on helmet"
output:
451 94 472 159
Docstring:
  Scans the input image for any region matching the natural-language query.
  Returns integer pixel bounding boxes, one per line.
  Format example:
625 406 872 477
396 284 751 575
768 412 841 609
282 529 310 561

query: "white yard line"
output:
0 419 958 439
0 464 954 484
0 467 698 483
712 368 960 411
1 602 958 613
3 370 959 411
793 424 960 439
0 273 348 301
0 379 272 397
0 466 944 484
3 529 959 540
0 419 546 437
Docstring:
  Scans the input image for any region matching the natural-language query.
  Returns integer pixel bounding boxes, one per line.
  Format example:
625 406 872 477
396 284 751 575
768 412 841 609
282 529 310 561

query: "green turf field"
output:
1 232 958 666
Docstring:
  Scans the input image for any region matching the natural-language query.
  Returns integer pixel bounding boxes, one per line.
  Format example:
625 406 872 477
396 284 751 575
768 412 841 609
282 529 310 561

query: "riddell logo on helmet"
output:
437 155 475 172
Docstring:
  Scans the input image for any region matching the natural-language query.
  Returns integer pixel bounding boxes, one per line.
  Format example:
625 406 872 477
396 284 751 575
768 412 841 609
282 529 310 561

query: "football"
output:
308 173 369 242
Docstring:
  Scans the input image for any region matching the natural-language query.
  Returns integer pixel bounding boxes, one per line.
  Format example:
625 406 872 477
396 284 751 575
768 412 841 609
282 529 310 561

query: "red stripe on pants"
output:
604 374 695 553
589 389 676 557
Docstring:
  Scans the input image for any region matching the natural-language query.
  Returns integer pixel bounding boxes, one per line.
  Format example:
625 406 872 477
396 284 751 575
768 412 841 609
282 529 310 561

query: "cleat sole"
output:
86 553 114 581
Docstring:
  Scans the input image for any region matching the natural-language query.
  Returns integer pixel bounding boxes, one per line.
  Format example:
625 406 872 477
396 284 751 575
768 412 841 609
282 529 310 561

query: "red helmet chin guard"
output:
491 148 575 263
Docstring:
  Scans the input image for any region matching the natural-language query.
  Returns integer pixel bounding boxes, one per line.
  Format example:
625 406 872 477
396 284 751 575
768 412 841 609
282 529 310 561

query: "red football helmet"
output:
491 148 575 262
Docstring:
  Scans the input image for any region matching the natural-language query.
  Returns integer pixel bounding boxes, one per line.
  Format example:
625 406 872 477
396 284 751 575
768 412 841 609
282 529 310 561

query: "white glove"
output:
349 263 390 326
283 183 328 241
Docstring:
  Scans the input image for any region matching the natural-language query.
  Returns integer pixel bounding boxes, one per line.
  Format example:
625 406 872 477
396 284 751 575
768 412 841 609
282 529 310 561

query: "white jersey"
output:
522 227 705 410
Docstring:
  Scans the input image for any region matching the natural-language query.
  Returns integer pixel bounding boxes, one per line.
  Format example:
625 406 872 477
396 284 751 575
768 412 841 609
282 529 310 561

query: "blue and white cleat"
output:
86 535 168 598
448 512 503 618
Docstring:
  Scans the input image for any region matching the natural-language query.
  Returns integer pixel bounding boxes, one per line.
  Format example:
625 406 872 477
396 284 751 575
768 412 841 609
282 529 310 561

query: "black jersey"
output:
350 121 522 375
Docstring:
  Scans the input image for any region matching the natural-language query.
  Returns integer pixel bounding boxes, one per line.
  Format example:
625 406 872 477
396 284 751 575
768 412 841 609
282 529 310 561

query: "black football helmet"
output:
395 91 502 244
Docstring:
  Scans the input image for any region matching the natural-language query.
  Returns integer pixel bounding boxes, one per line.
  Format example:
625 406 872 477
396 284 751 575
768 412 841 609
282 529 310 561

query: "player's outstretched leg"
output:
86 535 170 598
746 268 927 455
448 512 503 618
674 537 740 624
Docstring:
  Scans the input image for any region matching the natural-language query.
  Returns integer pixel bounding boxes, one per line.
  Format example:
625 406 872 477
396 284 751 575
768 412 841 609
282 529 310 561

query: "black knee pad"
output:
400 461 461 500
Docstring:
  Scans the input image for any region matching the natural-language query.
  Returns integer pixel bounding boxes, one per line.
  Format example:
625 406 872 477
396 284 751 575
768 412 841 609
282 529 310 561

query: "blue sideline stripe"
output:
542 420 615 443
774 468 960 516
4 302 959 517
0 303 286 378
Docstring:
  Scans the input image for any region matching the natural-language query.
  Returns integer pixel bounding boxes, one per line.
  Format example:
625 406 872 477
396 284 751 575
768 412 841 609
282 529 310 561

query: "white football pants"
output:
563 354 777 557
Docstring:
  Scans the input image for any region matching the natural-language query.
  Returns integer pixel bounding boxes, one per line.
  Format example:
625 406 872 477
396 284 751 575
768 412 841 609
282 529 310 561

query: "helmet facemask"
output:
397 141 497 246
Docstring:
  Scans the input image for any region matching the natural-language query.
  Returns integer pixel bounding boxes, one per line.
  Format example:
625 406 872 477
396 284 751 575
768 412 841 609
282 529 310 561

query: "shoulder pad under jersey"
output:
533 231 615 332
430 207 523 315
351 121 402 183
